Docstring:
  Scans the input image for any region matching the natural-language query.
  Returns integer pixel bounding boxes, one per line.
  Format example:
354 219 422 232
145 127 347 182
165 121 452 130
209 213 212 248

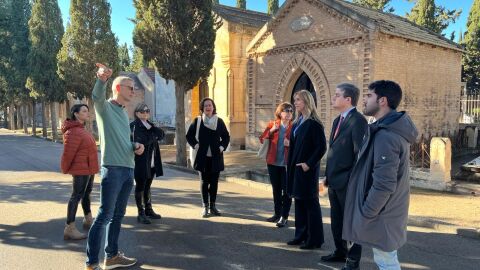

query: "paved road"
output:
0 129 479 270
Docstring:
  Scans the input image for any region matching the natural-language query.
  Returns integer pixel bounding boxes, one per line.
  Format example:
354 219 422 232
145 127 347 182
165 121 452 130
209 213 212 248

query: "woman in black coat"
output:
186 98 230 218
286 90 327 249
130 103 165 224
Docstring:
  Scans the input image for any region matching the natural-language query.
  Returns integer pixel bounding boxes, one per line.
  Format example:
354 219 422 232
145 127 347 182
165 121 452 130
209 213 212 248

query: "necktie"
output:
333 116 344 140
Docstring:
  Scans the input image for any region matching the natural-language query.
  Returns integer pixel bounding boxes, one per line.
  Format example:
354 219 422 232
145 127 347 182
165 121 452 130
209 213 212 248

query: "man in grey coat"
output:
343 80 418 270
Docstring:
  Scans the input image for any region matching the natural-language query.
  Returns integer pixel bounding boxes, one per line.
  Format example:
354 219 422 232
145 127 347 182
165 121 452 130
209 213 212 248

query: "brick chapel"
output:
190 0 463 150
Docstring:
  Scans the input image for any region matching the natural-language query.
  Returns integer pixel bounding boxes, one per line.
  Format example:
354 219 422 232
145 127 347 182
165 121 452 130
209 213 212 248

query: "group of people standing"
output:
259 81 418 270
60 62 417 270
60 64 232 270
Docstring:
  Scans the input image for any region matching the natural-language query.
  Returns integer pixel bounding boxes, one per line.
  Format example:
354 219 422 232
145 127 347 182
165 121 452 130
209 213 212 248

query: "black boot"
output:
209 202 221 216
202 203 209 218
145 190 161 219
135 192 151 224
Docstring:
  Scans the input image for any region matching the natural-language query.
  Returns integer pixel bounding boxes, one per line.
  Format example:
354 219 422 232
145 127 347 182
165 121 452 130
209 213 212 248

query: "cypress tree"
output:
406 0 461 35
129 46 147 72
57 0 119 100
118 42 130 72
26 0 64 139
0 0 31 131
11 0 31 133
268 0 279 15
463 0 480 94
0 0 14 129
133 0 216 166
237 0 246 10
212 0 219 4
352 0 394 12
57 0 119 134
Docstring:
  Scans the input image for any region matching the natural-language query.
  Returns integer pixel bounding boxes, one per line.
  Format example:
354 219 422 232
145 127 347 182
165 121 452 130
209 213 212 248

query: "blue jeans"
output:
373 248 401 270
86 166 134 265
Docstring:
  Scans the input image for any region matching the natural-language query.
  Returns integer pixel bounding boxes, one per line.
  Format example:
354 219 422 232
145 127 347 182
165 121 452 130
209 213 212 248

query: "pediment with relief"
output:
247 0 366 54
290 16 314 32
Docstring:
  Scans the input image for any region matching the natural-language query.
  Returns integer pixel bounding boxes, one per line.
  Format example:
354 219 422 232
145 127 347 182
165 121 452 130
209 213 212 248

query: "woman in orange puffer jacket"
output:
61 104 99 240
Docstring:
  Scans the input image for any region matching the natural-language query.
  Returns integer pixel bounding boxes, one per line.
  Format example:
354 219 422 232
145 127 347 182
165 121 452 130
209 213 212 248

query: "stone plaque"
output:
290 16 314 32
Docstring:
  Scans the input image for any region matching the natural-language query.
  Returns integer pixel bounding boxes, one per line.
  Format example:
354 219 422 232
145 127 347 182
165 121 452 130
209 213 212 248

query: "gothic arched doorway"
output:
291 72 317 106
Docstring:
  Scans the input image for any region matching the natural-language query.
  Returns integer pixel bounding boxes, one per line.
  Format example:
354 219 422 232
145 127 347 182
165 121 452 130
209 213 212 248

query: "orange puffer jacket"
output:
61 120 99 175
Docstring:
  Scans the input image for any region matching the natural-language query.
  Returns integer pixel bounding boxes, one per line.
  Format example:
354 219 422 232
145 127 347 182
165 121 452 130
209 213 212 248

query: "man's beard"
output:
363 102 379 116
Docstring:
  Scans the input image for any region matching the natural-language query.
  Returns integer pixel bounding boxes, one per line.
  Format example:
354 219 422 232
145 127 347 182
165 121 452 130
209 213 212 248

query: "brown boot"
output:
64 223 87 240
83 213 94 230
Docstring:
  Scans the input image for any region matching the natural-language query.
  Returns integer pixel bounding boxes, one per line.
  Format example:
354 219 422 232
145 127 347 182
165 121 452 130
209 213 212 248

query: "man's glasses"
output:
138 109 150 114
120 84 135 91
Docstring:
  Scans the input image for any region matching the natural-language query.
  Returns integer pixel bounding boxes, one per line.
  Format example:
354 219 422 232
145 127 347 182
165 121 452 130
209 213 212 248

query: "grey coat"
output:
342 111 418 252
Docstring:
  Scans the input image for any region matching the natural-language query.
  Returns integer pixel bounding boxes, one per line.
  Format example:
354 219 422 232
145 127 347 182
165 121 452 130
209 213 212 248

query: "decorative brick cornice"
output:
248 35 364 57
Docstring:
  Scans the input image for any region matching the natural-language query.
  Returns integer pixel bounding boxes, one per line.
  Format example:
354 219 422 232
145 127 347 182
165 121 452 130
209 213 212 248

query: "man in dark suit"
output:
321 83 367 270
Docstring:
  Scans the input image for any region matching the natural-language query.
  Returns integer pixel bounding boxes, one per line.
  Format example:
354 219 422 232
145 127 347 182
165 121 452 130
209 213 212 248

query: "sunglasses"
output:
283 109 294 113
120 84 135 91
138 109 150 113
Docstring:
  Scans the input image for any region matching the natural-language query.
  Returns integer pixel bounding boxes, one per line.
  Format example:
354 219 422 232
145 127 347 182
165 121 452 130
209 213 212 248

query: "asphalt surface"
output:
0 129 479 270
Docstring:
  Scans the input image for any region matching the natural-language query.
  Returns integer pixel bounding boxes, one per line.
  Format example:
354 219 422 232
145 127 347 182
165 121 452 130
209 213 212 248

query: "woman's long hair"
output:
69 104 89 121
293 90 322 125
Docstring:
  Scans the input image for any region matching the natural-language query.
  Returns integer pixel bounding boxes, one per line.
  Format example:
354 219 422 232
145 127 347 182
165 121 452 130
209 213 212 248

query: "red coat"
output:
259 119 292 165
61 120 99 175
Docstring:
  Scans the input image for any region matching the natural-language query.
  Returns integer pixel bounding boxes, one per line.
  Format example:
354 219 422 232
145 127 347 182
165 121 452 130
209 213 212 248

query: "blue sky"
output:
58 0 473 53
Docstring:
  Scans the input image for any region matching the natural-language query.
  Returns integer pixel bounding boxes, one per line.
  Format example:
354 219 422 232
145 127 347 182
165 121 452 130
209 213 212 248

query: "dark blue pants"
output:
86 166 134 265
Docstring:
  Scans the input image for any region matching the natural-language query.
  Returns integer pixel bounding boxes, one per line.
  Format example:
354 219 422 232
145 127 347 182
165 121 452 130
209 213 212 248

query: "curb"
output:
224 176 272 192
162 162 480 241
456 228 480 239
162 162 197 175
407 217 480 240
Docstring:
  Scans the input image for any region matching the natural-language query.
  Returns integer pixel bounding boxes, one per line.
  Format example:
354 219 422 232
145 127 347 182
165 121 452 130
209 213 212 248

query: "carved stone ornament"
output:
290 16 314 32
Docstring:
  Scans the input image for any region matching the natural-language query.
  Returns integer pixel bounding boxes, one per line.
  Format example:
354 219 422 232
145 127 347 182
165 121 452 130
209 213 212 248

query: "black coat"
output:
130 119 164 180
325 108 368 190
186 116 230 172
287 117 327 199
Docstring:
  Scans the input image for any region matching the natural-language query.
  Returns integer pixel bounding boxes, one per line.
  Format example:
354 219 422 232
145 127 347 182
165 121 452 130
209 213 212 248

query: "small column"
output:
430 137 452 184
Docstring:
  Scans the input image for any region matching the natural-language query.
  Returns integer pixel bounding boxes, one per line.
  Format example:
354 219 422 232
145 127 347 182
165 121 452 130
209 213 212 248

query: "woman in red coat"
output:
61 104 99 240
259 102 293 228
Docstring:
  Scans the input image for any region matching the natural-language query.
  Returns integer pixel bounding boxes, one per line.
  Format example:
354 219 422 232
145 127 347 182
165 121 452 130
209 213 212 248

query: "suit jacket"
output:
325 108 367 190
286 117 327 199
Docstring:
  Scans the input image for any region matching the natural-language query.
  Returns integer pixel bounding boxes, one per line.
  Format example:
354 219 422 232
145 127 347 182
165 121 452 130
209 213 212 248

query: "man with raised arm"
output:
85 63 144 270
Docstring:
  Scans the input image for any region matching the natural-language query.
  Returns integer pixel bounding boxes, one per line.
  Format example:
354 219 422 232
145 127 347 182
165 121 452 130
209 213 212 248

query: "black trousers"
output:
267 165 292 218
293 197 324 246
135 168 156 209
329 187 362 261
199 157 220 205
66 175 94 224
